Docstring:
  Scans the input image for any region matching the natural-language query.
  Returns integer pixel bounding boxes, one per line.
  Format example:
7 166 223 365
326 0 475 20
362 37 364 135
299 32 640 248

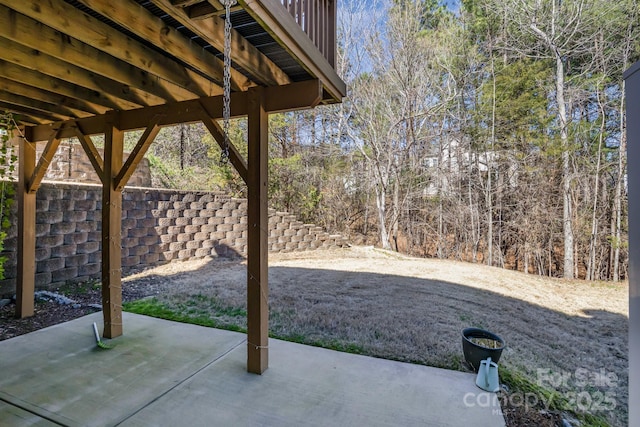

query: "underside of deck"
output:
0 0 345 125
1 0 346 374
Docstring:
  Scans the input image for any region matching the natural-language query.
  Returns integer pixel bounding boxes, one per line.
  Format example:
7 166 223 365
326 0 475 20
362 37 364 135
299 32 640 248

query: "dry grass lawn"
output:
123 246 628 425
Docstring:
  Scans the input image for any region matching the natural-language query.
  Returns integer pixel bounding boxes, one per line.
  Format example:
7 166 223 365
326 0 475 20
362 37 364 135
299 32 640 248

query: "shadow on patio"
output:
0 312 504 426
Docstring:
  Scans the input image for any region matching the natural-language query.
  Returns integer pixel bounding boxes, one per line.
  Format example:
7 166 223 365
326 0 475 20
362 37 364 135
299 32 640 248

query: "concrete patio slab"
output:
0 399 57 426
0 312 504 427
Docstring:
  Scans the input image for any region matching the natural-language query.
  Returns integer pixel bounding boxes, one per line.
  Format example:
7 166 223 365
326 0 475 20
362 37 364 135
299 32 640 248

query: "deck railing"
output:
280 0 336 67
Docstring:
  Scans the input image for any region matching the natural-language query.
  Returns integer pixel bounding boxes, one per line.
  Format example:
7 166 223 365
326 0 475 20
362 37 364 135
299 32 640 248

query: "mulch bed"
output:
0 279 159 341
0 301 98 340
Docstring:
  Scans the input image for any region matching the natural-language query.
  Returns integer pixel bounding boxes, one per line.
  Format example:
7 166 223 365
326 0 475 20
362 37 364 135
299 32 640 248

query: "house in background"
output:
420 138 518 197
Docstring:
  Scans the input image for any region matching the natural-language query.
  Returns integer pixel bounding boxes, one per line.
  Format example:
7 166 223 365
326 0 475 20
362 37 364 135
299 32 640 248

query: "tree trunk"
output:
487 54 497 266
613 80 626 281
556 54 574 279
437 187 444 258
376 181 391 250
496 169 504 268
391 170 400 251
587 91 605 280
179 124 186 170
364 187 370 236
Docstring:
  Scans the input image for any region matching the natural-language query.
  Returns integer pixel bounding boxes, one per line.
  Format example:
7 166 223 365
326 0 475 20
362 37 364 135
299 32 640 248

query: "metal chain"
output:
221 0 236 165
68 139 73 177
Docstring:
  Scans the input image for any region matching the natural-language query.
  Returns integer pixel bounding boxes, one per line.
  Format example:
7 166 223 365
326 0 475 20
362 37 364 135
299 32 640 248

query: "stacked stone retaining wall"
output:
0 182 348 294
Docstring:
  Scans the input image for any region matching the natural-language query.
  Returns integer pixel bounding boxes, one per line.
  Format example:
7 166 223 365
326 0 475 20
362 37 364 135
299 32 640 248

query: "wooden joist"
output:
206 0 226 8
187 2 243 19
172 0 202 7
0 0 345 125
151 0 291 87
0 101 69 124
1 0 217 98
0 61 116 113
0 90 78 120
0 4 201 102
0 37 155 109
76 0 251 93
186 2 218 19
0 79 99 117
15 115 47 126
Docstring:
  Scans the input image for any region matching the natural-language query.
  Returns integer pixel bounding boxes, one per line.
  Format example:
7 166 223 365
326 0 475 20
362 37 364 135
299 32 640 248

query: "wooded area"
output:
123 0 638 281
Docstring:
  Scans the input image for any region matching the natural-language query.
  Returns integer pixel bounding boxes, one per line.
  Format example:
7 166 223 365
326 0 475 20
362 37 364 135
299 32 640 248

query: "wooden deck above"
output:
0 0 346 129
6 0 345 375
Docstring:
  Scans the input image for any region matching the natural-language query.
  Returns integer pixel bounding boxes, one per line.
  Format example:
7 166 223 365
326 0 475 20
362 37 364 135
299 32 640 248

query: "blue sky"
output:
337 0 461 79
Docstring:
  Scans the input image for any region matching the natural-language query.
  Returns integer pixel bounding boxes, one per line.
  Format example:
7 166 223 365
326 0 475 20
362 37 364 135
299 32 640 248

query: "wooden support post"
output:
101 115 124 338
16 130 36 318
27 127 62 193
198 106 248 184
246 86 269 374
114 114 163 191
75 127 104 179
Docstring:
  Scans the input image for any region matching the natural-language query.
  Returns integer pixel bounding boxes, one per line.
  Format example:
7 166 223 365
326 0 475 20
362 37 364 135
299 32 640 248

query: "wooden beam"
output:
102 114 124 338
0 101 67 124
0 79 97 117
76 0 252 93
0 37 152 109
206 0 226 8
27 127 63 193
0 5 198 103
198 107 248 184
172 0 202 6
16 131 36 318
114 115 164 191
15 115 47 126
240 0 346 101
265 79 323 113
0 90 77 120
1 0 216 99
0 60 116 113
74 127 104 180
187 2 217 19
246 86 269 374
151 0 291 87
30 80 323 140
187 2 243 19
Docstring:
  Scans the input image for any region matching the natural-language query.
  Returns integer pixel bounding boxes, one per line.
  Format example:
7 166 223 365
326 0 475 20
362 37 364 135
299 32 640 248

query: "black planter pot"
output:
461 328 505 372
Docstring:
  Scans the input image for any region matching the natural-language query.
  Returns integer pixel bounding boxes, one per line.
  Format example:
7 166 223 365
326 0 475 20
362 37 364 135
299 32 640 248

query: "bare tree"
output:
347 0 456 249
482 0 614 278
